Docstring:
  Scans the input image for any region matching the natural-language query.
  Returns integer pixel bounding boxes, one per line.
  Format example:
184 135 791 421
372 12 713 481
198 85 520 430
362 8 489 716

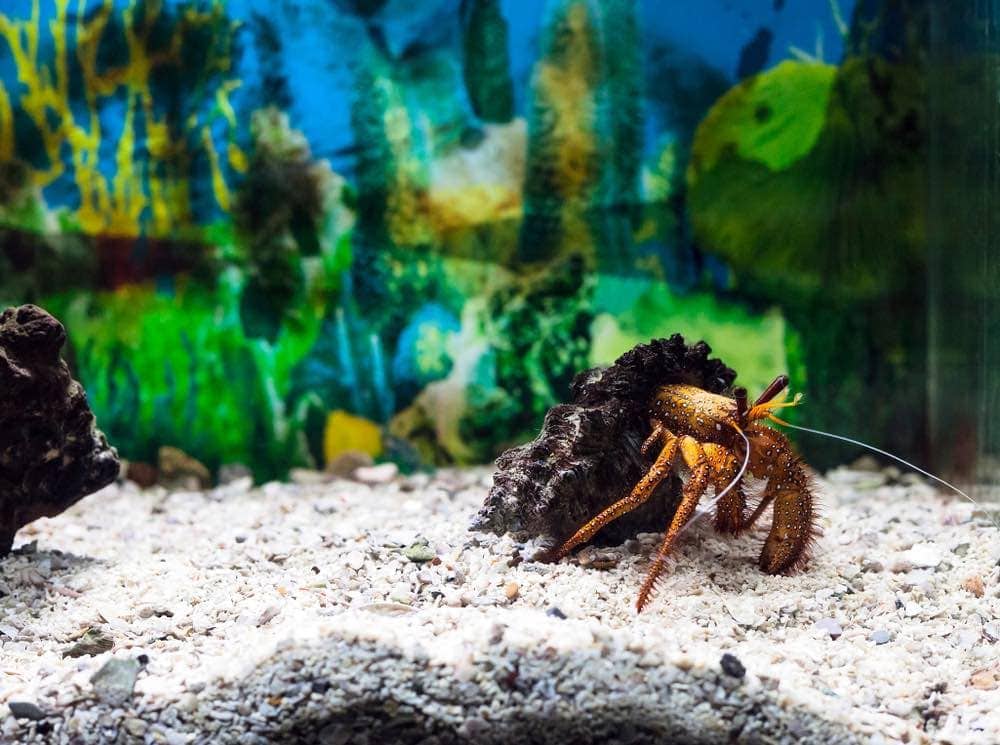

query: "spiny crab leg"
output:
636 435 710 612
547 434 679 562
640 421 667 456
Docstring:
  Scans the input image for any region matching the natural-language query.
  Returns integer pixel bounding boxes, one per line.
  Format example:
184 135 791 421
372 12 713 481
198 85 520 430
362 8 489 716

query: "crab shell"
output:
472 335 737 545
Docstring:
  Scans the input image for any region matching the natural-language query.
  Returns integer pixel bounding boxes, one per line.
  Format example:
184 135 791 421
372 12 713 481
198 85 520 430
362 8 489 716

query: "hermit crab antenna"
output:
733 387 749 426
755 374 789 407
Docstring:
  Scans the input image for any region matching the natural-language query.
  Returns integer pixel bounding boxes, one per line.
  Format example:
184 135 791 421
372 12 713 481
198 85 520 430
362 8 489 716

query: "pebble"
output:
404 540 436 563
903 602 924 618
63 627 114 658
217 463 253 485
870 630 891 645
961 575 985 597
577 547 620 570
984 622 1000 643
313 497 339 516
970 669 998 690
814 618 844 640
325 450 374 478
837 564 861 580
123 717 148 737
720 653 746 678
889 559 915 574
8 701 45 720
90 658 141 706
353 463 399 484
346 551 365 570
290 469 331 486
902 543 943 569
504 582 519 601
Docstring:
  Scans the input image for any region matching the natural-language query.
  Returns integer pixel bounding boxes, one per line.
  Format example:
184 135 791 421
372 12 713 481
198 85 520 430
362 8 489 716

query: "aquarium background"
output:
0 0 993 489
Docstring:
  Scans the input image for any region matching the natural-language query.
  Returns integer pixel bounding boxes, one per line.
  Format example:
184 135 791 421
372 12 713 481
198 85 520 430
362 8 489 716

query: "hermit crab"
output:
473 335 818 612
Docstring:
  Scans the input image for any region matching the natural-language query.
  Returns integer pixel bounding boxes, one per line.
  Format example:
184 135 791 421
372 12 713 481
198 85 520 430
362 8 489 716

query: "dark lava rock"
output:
720 653 746 678
472 335 736 545
0 305 120 555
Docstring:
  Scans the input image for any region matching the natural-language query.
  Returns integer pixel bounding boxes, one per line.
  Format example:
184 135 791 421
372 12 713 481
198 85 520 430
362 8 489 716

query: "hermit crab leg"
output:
547 434 680 562
703 443 746 534
640 421 667 456
636 436 711 612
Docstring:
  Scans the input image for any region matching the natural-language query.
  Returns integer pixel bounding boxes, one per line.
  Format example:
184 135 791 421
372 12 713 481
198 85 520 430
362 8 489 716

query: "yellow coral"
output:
323 410 383 465
0 0 240 237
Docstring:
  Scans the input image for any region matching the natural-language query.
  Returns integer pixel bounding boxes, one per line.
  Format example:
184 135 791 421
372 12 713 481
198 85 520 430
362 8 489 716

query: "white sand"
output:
0 466 997 744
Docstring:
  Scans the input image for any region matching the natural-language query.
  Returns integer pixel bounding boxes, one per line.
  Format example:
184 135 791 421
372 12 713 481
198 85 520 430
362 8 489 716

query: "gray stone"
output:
8 701 45 720
90 657 141 706
324 450 374 478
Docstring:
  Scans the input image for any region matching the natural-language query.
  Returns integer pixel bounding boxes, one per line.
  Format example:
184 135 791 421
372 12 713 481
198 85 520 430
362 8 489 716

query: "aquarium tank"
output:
4 2 1000 744
0 0 995 496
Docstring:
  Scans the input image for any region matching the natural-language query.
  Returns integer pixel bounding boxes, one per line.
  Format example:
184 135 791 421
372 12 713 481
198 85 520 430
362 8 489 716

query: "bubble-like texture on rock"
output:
0 304 120 555
472 335 736 545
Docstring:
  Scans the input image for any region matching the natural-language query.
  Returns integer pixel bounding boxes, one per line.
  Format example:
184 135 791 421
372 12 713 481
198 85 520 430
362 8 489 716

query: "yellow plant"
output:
323 409 383 464
0 0 244 236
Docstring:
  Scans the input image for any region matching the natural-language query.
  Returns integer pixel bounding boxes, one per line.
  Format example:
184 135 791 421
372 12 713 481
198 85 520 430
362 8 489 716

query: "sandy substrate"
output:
0 465 998 744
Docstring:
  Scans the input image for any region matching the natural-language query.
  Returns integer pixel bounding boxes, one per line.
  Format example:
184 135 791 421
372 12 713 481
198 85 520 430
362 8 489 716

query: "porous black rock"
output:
0 304 119 555
472 335 736 545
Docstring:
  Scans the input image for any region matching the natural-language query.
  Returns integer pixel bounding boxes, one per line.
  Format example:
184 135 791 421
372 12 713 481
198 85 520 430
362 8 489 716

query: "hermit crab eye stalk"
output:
733 387 749 427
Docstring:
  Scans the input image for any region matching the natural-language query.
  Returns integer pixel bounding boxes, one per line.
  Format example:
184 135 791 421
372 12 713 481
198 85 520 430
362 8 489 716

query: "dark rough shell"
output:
0 305 120 555
471 335 737 545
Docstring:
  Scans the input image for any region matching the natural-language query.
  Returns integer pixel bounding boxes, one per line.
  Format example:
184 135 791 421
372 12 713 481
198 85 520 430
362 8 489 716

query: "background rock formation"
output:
0 305 120 555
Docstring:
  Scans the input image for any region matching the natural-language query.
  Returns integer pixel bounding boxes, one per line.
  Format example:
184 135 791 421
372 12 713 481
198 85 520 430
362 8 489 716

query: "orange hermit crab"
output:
545 374 818 612
473 336 820 614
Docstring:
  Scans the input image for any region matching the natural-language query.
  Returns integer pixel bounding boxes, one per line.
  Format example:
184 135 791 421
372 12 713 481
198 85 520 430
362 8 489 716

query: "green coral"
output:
687 34 930 466
692 61 836 174
44 277 327 482
459 255 594 458
233 108 333 342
